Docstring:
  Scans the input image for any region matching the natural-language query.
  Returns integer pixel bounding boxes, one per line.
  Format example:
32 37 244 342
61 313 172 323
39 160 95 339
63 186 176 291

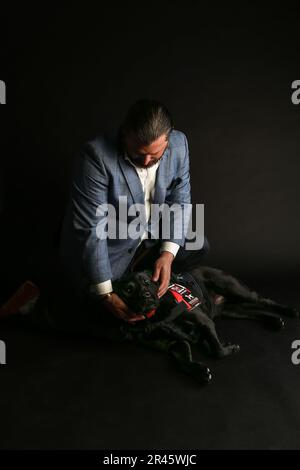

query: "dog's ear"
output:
113 272 135 291
143 269 159 286
144 269 153 277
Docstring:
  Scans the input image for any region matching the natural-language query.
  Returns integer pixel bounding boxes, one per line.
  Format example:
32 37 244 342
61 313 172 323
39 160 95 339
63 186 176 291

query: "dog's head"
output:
113 270 160 315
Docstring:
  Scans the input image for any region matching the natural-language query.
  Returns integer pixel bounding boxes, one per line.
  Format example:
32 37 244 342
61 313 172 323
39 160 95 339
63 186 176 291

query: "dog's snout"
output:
139 288 151 299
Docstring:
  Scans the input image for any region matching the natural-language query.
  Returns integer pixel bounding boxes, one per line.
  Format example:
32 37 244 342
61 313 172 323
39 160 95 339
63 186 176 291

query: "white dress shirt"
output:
92 153 180 295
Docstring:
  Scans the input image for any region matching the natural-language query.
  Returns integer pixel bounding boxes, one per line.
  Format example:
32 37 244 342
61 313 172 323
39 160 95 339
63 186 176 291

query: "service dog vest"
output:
145 271 213 320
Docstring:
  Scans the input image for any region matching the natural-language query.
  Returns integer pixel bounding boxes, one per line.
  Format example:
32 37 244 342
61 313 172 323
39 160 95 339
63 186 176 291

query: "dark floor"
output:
0 276 299 450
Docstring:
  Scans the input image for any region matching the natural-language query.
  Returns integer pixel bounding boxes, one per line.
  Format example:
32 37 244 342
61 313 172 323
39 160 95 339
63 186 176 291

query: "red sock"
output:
0 281 40 318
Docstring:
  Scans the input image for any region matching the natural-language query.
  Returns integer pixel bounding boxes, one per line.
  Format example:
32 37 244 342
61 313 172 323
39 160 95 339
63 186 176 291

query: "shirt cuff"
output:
90 279 113 296
160 241 180 258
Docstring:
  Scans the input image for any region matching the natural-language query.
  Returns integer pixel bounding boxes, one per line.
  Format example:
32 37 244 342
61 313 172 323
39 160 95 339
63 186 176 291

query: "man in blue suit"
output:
60 100 209 326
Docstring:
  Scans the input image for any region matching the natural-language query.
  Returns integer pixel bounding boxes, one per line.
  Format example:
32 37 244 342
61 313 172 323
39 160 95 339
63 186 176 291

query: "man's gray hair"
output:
120 99 174 145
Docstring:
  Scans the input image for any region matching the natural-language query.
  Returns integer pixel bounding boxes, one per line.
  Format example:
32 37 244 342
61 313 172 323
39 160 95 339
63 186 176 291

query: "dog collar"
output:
144 308 157 319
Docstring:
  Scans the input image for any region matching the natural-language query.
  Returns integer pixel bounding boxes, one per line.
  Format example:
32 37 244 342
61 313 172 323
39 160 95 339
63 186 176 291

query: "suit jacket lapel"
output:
118 146 170 204
118 145 171 206
118 154 145 206
152 146 170 204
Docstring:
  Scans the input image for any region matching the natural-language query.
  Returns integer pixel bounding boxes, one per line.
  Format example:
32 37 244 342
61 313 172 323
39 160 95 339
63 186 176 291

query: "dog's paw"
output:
286 307 299 318
275 317 286 329
261 315 285 330
267 316 286 330
217 342 240 358
187 362 213 385
177 360 212 385
226 342 240 354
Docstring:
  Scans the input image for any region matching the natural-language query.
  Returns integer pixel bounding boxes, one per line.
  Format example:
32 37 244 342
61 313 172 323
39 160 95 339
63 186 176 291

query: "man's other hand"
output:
152 251 174 298
102 293 145 323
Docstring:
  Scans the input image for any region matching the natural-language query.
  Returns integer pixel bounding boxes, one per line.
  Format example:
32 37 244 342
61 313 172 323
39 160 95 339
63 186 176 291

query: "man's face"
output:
124 132 169 168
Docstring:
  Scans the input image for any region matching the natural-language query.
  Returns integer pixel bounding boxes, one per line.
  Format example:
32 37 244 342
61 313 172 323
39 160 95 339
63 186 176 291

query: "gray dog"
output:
113 267 299 384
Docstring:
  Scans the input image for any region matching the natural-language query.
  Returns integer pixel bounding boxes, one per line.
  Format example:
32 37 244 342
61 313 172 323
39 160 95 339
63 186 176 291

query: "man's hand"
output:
152 251 174 298
102 293 145 323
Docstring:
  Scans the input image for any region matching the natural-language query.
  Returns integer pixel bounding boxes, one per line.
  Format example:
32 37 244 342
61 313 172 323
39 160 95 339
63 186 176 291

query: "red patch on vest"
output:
144 282 201 318
168 283 201 311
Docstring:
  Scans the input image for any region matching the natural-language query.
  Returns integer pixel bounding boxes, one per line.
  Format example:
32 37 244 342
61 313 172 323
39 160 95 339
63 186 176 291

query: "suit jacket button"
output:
128 248 133 253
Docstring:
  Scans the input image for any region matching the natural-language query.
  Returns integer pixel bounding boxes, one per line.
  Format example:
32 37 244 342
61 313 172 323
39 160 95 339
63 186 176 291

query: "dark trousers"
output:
126 236 210 274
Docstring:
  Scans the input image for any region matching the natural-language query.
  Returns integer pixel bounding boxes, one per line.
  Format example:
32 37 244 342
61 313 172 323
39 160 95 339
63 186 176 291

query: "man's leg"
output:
125 236 210 274
26 279 129 342
172 236 210 273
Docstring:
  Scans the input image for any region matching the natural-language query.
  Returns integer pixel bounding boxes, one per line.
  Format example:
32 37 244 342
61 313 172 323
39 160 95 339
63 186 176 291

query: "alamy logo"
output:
291 340 300 365
95 198 205 250
0 340 6 365
291 80 300 105
0 80 6 104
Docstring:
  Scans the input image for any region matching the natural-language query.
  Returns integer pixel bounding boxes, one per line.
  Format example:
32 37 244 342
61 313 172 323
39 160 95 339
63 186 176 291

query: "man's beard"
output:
128 155 163 169
134 160 157 169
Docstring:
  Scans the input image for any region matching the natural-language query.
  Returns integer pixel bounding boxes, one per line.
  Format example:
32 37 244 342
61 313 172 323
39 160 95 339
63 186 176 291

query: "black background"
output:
1 2 300 284
0 2 300 451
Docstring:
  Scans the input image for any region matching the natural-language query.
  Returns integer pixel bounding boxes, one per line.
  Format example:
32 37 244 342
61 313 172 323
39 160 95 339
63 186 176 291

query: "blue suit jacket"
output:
60 128 191 290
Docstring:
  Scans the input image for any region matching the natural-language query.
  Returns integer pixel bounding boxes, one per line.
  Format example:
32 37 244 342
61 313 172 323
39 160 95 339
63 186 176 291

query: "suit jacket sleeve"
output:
163 133 192 247
70 143 113 285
